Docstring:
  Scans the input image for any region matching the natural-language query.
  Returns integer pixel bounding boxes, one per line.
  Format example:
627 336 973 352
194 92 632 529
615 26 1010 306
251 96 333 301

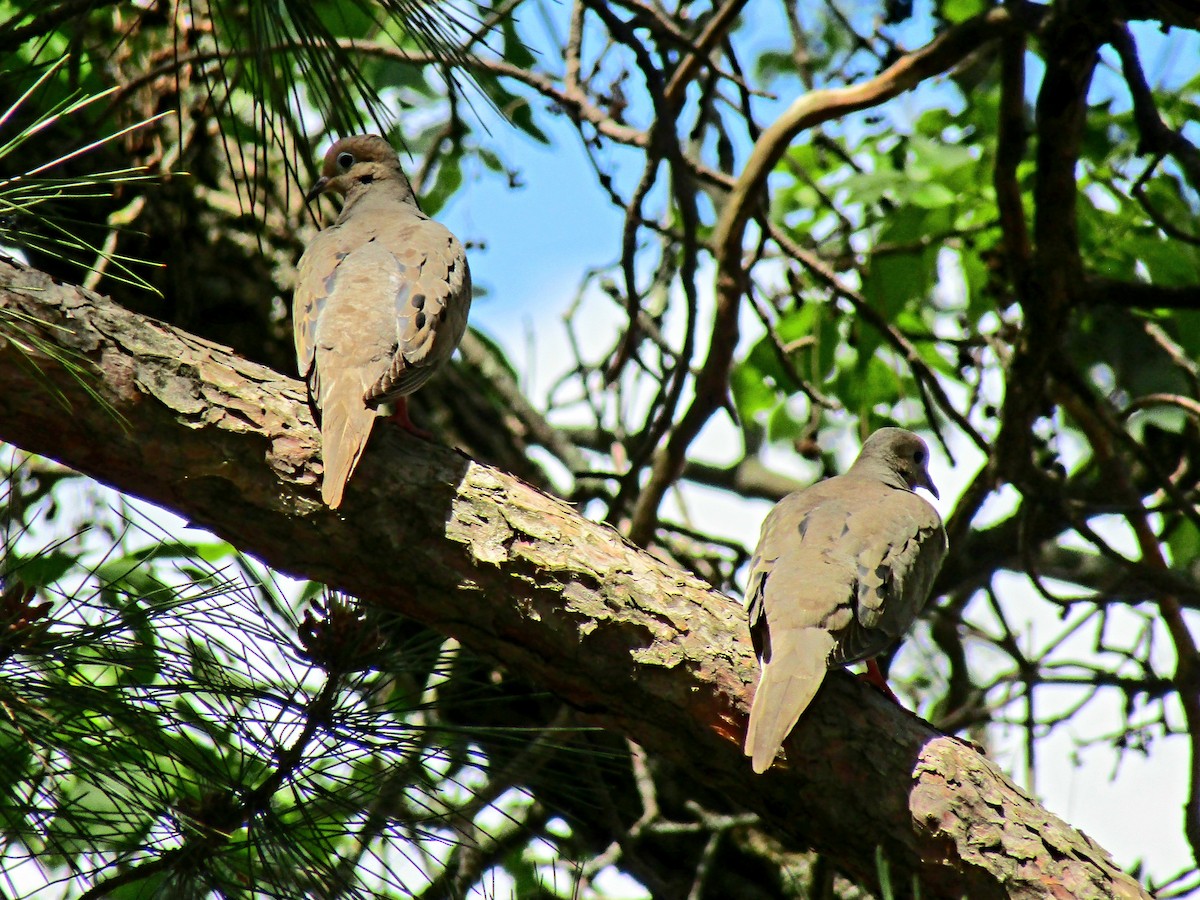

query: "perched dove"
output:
743 428 947 774
294 135 471 508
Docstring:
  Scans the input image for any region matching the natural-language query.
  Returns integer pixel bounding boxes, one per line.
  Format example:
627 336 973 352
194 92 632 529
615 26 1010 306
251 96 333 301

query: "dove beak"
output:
918 467 940 500
305 176 331 204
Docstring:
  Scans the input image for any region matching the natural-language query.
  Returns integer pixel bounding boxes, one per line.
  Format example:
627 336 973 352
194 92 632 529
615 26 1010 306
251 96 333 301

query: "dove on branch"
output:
294 135 472 509
744 427 948 774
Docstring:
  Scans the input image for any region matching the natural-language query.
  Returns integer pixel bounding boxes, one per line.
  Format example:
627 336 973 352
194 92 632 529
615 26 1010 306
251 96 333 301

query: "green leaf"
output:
860 253 928 363
776 301 839 385
1171 311 1200 361
508 97 550 144
1130 233 1199 287
836 353 901 417
907 134 978 176
910 181 957 208
1167 519 1200 573
106 873 171 900
731 349 782 429
4 549 78 587
501 15 536 70
758 50 801 82
940 0 986 23
838 167 909 207
766 400 806 444
421 152 465 216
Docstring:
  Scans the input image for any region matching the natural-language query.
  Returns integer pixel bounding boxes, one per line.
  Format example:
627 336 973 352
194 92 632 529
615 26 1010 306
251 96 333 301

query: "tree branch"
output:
627 5 1024 544
0 257 1148 898
995 1 1100 482
1084 277 1200 310
1111 21 1200 192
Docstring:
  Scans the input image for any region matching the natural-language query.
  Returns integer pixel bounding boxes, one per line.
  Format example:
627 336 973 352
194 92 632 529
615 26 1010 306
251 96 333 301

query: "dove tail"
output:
318 391 379 509
745 627 836 774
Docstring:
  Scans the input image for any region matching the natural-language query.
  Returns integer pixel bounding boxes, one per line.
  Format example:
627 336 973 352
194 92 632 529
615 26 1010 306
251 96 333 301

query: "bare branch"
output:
628 6 1024 543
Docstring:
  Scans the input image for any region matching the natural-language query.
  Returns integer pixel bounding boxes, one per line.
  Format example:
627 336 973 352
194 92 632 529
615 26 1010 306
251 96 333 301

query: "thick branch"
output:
993 20 1030 281
0 257 1147 899
995 2 1100 482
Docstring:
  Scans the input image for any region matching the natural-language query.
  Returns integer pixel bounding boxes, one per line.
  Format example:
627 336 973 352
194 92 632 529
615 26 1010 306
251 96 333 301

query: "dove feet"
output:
857 658 901 704
388 397 433 440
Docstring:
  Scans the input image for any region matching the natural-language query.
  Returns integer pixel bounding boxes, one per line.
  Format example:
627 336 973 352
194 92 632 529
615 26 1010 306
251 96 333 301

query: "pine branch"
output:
0 256 1149 899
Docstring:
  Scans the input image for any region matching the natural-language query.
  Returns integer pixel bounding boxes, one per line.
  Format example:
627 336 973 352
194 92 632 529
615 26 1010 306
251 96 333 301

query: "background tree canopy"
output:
1 0 1199 897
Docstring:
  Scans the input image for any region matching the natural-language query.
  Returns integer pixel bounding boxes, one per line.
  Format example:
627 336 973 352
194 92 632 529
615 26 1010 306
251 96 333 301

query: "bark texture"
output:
0 257 1147 899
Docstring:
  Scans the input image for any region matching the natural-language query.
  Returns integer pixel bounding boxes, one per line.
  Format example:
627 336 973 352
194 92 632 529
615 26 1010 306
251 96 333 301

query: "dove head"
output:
852 427 939 499
306 135 416 206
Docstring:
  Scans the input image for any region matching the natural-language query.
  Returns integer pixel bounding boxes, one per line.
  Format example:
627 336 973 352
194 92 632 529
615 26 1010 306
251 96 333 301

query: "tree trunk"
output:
0 257 1147 899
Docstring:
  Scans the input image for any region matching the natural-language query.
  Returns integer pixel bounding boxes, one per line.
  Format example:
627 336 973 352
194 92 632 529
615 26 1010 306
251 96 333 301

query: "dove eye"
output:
913 449 926 464
336 151 355 169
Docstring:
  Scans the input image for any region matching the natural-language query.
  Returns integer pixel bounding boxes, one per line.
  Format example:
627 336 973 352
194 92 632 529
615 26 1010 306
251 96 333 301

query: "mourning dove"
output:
294 135 471 508
744 428 947 774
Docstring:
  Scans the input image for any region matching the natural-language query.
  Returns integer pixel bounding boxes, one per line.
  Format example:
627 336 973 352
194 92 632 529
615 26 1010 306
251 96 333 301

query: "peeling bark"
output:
0 257 1148 899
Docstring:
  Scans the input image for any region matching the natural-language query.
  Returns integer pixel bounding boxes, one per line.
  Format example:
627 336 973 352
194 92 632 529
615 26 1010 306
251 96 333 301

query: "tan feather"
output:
293 135 471 508
315 373 378 509
746 627 835 774
743 428 947 772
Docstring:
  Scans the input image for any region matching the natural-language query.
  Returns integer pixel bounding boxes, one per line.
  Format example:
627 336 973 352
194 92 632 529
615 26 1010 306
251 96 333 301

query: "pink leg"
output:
858 658 901 704
387 397 432 440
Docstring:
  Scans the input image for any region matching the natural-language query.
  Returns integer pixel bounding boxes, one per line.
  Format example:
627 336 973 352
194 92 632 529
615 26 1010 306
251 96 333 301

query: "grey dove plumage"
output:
294 135 471 508
744 428 947 774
